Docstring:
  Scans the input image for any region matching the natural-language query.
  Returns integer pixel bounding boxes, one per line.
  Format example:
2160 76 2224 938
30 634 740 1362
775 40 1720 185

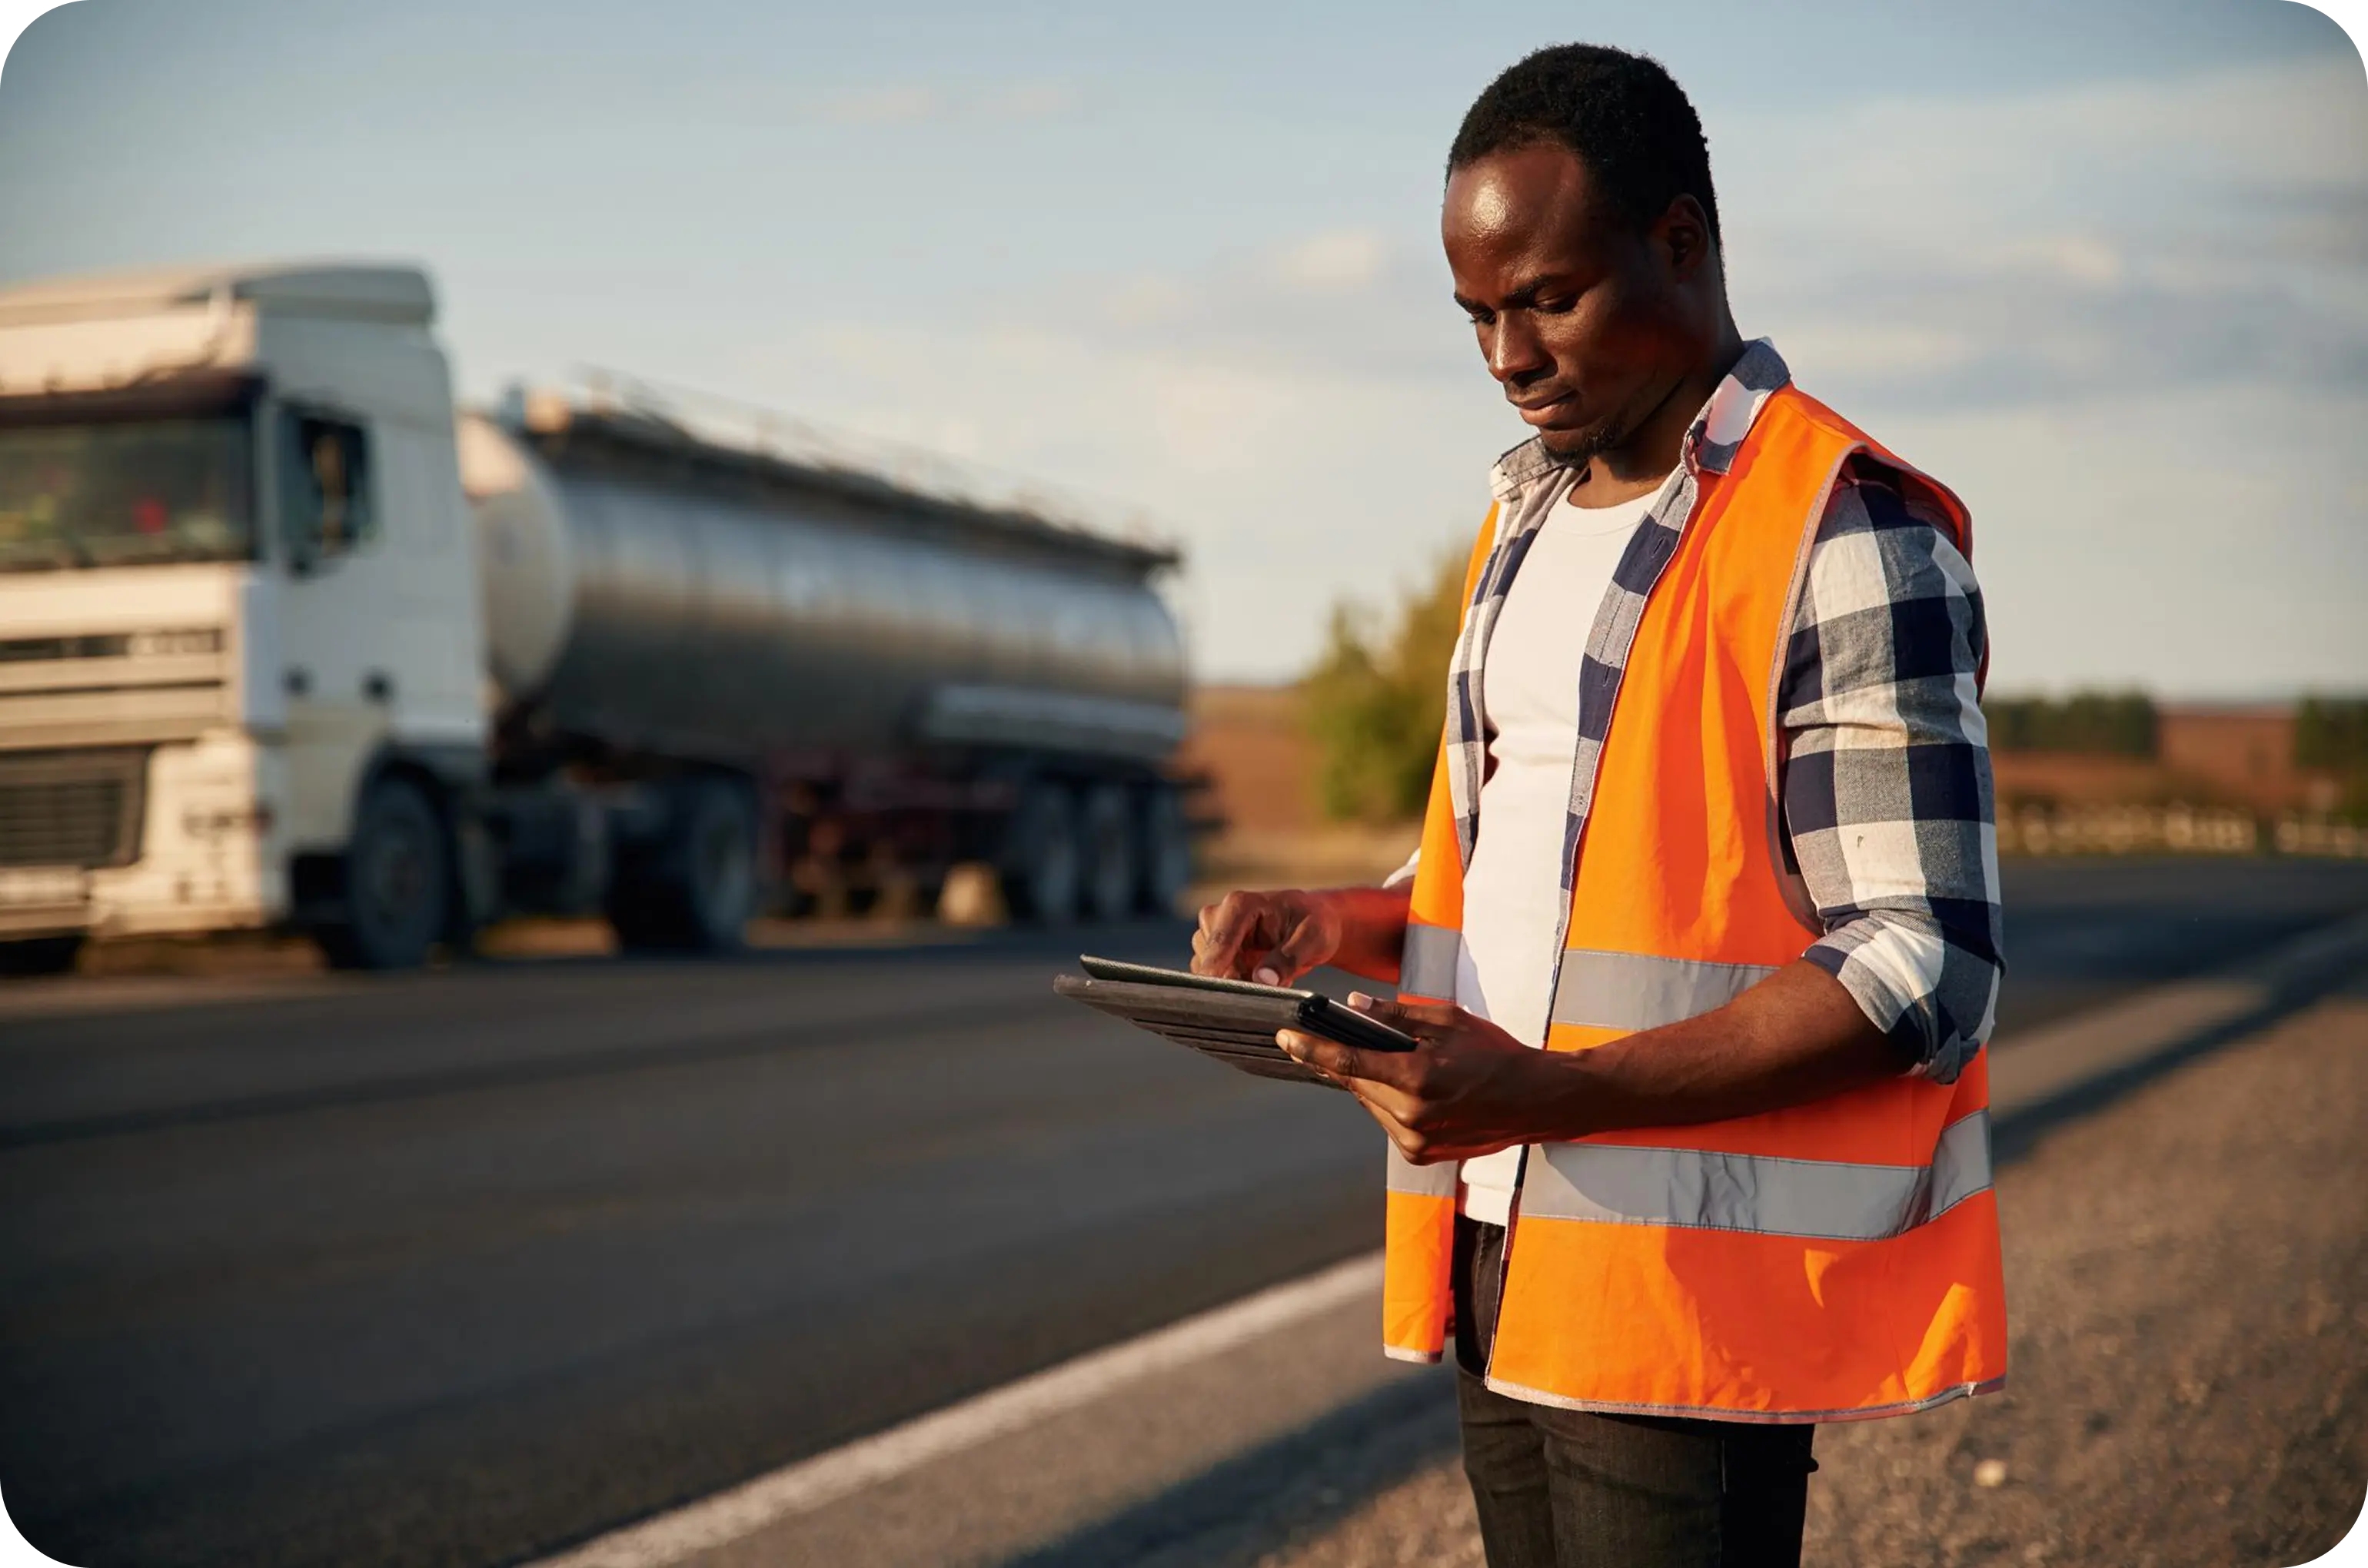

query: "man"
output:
1192 44 2007 1568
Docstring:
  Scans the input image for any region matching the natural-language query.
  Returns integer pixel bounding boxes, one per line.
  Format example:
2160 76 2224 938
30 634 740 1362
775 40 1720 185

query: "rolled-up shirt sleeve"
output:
1780 461 2004 1083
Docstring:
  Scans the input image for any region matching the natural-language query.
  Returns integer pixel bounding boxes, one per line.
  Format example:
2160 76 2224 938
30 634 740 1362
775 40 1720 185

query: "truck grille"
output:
0 749 147 869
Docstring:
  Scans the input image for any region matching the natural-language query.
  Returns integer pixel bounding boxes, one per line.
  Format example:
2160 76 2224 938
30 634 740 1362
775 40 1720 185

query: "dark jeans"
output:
1452 1216 1817 1568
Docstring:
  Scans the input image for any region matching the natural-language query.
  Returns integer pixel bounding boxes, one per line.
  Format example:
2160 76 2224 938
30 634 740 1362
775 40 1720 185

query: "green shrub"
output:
1304 543 1468 823
1984 692 2157 756
2296 696 2368 822
2296 696 2368 772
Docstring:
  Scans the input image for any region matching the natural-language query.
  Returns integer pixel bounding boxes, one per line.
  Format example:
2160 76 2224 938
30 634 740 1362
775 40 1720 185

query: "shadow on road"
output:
1991 935 2368 1166
1003 1370 1461 1568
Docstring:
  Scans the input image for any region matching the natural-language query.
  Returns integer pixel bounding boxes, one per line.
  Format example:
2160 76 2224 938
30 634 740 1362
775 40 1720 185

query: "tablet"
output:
1053 955 1418 1090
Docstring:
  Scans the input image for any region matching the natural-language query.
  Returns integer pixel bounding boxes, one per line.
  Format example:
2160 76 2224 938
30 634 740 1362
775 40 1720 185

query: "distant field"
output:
1174 684 1414 899
1176 684 1319 836
1180 684 2366 893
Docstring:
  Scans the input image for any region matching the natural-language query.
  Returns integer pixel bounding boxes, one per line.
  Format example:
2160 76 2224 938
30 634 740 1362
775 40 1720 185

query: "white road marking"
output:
525 1251 1386 1568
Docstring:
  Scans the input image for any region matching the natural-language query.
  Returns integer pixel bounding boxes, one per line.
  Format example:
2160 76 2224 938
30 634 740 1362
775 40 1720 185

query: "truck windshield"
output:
0 417 256 572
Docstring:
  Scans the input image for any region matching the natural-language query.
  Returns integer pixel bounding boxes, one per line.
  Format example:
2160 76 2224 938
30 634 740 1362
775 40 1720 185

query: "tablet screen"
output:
1076 954 1319 1000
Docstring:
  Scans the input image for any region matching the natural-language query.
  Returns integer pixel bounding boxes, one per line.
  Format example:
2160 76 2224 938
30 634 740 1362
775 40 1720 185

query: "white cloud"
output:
1885 383 2368 699
1719 56 2368 414
1098 273 1190 326
818 86 941 126
750 55 2368 693
779 315 1505 679
2004 235 2126 290
1724 56 2368 235
1269 230 1389 289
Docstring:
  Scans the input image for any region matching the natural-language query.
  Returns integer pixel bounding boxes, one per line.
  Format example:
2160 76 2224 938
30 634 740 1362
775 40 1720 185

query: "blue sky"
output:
2 0 2363 695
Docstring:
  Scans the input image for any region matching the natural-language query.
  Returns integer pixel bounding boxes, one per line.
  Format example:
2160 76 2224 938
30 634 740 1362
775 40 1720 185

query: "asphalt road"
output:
1 857 2365 1568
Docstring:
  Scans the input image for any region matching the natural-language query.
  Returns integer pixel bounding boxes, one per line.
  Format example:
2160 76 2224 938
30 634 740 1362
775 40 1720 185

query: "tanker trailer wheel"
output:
0 935 85 977
608 777 757 955
999 783 1080 924
1079 785 1138 923
1136 786 1193 915
318 776 448 972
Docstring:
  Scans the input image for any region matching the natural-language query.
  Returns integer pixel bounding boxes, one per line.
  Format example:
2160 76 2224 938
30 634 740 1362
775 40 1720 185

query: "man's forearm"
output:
1318 884 1415 985
1533 960 1906 1138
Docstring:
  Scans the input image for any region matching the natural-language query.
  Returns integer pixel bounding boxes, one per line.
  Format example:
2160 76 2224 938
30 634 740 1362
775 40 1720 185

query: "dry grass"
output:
1186 824 1418 908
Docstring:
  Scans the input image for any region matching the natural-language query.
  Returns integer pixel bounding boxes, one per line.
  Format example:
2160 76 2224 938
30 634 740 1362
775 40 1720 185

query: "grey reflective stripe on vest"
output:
1399 923 1463 1000
1550 949 1781 1032
1926 1110 1994 1219
1518 1110 1994 1242
1387 1143 1459 1198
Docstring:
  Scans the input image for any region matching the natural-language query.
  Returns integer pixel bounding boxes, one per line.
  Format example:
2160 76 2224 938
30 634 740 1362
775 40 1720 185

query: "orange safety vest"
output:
1385 381 2007 1422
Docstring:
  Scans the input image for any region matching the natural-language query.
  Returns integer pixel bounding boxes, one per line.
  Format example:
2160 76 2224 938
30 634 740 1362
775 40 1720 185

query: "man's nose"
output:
1486 314 1550 386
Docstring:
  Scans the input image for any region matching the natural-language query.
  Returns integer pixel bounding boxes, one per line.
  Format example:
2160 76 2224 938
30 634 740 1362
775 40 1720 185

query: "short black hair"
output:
1448 44 1721 250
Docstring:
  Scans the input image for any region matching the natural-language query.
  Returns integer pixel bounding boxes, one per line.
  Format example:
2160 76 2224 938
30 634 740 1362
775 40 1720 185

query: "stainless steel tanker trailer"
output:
461 390 1195 943
0 261 1194 972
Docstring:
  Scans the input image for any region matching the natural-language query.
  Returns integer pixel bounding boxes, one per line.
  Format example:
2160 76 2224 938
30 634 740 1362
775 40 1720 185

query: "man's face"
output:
1442 141 1703 464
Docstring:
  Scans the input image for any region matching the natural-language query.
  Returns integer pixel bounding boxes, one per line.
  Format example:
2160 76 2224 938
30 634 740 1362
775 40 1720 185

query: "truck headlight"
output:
181 804 275 839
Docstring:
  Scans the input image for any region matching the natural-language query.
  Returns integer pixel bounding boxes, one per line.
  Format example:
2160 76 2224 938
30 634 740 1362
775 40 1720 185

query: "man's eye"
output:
1465 309 1495 327
1535 295 1577 314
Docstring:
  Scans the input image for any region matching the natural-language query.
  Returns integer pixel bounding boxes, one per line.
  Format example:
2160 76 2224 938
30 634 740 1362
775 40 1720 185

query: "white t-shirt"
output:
1455 478 1665 1225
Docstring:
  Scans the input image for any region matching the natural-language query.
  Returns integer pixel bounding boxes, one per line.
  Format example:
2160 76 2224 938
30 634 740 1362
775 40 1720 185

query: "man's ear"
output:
1658 195 1714 284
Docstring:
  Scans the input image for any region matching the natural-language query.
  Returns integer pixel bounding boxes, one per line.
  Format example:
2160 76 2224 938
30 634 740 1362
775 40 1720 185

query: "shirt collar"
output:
1486 337 1792 503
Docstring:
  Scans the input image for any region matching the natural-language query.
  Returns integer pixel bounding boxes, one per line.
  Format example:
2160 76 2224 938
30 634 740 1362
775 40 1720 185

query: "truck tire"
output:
318 775 448 972
1079 785 1136 923
1136 785 1193 915
0 935 84 977
608 776 757 954
999 783 1079 924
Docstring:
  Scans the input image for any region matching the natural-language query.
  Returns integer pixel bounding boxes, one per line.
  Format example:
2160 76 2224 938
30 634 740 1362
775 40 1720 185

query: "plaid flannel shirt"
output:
1395 340 2002 1082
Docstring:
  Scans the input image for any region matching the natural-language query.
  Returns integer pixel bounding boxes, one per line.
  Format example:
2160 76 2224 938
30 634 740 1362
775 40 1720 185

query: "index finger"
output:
1192 893 1251 975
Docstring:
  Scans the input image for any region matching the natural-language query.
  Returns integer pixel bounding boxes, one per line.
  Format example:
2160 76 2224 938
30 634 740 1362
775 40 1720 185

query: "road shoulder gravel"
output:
1243 982 2368 1568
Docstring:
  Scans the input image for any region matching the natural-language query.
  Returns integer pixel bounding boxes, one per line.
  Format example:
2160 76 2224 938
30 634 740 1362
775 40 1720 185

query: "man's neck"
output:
1566 325 1748 507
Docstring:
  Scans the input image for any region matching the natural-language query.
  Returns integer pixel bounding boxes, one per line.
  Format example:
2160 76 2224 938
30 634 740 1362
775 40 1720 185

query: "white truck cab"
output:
0 263 485 969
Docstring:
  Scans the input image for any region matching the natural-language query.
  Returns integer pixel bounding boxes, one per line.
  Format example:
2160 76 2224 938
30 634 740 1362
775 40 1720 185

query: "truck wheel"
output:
319 776 447 972
609 776 757 954
1079 785 1136 923
999 783 1079 924
1136 786 1193 915
677 779 758 950
0 935 84 977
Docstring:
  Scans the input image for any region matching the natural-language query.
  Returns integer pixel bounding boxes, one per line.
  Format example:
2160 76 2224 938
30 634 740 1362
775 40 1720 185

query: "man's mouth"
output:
1512 392 1579 427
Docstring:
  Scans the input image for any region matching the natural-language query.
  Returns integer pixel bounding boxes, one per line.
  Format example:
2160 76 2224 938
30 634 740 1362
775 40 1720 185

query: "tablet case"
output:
1053 956 1418 1089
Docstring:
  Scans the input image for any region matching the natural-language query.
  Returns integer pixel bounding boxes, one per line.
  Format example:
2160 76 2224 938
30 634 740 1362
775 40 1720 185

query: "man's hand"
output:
1192 882 1418 987
1278 994 1567 1164
1279 964 1916 1161
1192 888 1345 986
